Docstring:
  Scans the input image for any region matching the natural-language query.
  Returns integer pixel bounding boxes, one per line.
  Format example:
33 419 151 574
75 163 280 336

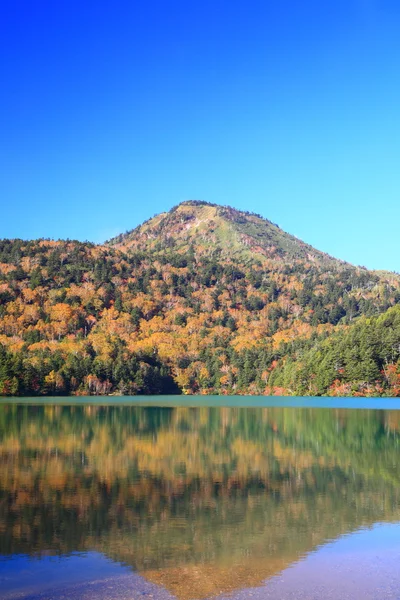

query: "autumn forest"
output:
1 200 400 397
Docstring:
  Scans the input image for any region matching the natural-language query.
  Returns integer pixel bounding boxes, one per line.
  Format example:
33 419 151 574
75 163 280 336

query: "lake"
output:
1 397 400 599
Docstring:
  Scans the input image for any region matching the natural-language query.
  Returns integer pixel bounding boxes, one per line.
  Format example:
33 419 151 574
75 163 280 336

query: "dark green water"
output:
1 398 400 599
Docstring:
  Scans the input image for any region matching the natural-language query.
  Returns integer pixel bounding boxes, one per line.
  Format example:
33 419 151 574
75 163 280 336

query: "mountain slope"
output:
108 200 343 266
0 201 400 396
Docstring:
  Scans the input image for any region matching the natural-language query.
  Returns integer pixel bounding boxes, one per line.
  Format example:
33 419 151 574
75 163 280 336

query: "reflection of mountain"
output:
1 405 400 599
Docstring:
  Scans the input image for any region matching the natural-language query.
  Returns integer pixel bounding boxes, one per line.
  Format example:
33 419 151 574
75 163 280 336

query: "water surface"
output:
1 397 400 599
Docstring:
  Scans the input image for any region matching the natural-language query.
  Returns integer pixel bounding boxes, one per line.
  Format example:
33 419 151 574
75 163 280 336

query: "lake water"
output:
1 397 400 599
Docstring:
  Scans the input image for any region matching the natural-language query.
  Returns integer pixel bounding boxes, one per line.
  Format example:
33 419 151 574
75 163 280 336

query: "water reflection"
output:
1 404 400 599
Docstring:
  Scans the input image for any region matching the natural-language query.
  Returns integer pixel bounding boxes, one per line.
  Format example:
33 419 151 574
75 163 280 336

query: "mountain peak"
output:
174 199 216 208
107 200 340 267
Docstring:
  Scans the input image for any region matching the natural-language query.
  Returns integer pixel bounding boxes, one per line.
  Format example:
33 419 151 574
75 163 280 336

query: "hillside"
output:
108 200 341 265
1 200 400 396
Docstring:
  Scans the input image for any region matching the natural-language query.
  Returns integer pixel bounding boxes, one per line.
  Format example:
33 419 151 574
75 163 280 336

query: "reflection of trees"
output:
1 405 400 598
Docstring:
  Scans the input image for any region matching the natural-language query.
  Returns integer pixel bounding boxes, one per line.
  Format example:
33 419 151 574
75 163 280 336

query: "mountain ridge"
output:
107 200 349 269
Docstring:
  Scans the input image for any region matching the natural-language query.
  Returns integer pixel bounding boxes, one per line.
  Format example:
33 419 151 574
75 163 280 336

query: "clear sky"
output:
1 1 400 271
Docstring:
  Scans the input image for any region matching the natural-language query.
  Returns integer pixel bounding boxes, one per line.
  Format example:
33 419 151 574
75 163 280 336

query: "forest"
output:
1 200 400 396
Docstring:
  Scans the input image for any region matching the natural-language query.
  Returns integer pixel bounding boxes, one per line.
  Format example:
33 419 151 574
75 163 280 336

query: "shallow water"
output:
1 398 400 599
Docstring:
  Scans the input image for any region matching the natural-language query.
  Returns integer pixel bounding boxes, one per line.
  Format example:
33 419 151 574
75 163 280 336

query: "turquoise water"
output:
1 394 400 409
1 398 400 599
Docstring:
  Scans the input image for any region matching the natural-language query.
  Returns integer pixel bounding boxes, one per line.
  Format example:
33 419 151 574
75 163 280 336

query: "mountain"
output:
108 200 341 265
1 200 400 397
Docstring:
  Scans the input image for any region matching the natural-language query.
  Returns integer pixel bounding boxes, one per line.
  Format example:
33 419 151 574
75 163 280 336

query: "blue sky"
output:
1 0 399 271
